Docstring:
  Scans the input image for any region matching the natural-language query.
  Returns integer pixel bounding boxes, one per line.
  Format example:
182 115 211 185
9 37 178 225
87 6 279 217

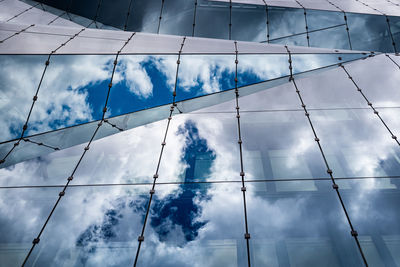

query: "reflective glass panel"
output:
231 3 267 42
344 54 400 108
97 0 131 29
338 178 400 266
126 0 163 33
268 7 307 43
0 187 61 267
0 55 48 142
159 0 195 36
69 0 99 21
347 13 394 52
24 185 149 266
135 182 248 266
194 1 230 39
388 16 400 52
247 180 365 266
307 109 400 179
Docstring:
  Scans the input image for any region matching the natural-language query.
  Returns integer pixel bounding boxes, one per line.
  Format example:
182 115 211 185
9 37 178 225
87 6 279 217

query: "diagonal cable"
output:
133 36 186 267
341 63 400 146
0 27 86 166
20 32 135 267
234 41 252 267
285 45 369 267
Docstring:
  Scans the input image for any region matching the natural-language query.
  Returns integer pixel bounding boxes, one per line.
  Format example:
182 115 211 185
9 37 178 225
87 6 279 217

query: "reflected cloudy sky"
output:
0 52 359 144
1 51 400 265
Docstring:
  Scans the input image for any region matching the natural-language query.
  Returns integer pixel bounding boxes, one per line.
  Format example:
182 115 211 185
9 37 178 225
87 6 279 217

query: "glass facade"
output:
1 0 400 267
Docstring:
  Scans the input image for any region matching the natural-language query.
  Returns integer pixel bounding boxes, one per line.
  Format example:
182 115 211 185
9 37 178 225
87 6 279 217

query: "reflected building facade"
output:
1 0 400 266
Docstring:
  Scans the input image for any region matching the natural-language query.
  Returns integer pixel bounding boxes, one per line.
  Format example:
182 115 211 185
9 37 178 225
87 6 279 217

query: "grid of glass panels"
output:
2 1 400 266
1 25 400 265
12 0 400 52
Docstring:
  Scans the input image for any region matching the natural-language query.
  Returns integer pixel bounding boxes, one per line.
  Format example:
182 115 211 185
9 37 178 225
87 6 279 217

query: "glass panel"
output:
388 16 400 51
268 7 306 42
0 117 166 186
308 25 350 50
159 0 195 36
0 32 71 54
0 55 48 142
247 180 364 266
97 0 131 29
338 178 400 265
308 109 400 179
108 55 176 116
240 111 329 183
231 3 267 42
0 187 62 267
176 55 236 102
69 0 99 21
194 1 230 39
347 13 394 52
344 54 400 108
374 108 400 138
294 65 366 109
270 33 308 47
0 0 32 21
306 9 346 32
24 185 149 266
135 182 248 266
126 0 163 33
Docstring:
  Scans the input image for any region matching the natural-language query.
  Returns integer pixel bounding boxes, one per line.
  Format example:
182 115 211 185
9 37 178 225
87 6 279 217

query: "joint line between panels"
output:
354 0 397 53
340 64 400 146
20 32 135 267
295 0 310 47
0 27 87 166
22 138 60 151
229 0 232 40
157 0 165 34
234 41 252 267
0 24 35 43
103 119 125 132
285 45 369 267
87 0 103 29
323 0 353 49
6 2 40 22
133 36 186 267
192 0 198 37
124 0 134 31
386 0 400 7
47 11 66 26
386 54 400 69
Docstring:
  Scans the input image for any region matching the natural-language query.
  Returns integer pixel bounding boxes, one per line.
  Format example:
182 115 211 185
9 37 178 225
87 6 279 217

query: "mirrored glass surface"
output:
307 109 400 179
347 12 394 52
388 16 400 52
0 187 62 267
269 32 308 47
194 1 230 39
344 54 400 108
0 55 48 142
231 3 267 42
24 185 149 267
126 0 162 33
309 25 350 50
159 0 195 36
268 7 307 43
240 111 330 183
247 180 364 266
97 0 131 29
338 178 400 266
135 182 248 266
69 0 99 21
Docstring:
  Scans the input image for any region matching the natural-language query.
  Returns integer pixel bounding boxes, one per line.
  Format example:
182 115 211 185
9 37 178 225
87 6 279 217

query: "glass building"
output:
1 0 400 266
